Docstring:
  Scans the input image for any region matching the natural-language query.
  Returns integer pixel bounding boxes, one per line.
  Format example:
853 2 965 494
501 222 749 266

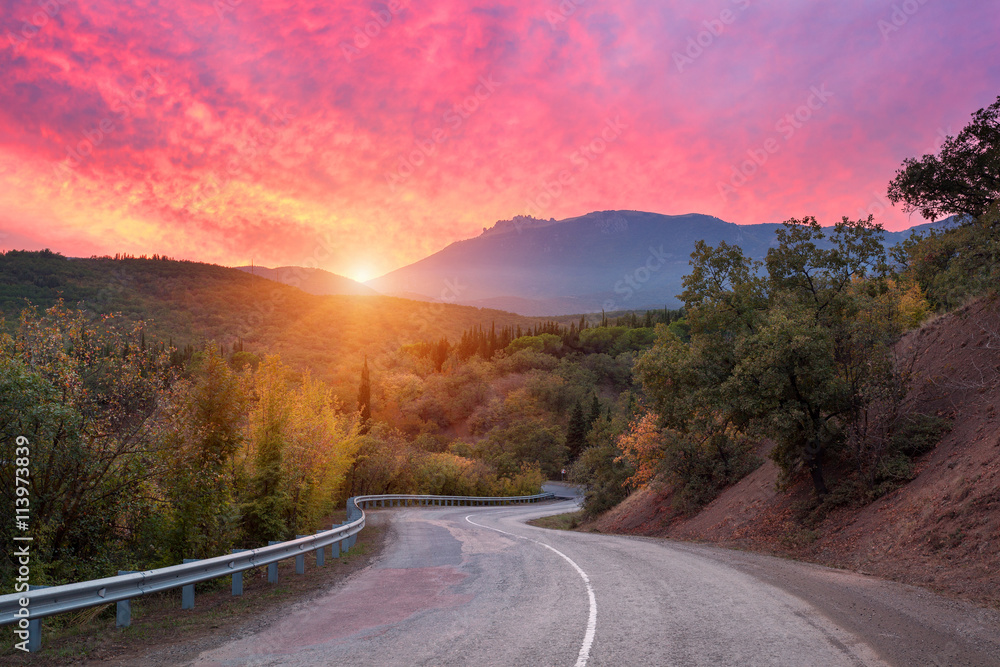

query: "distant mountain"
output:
368 210 947 316
0 252 538 392
233 265 378 296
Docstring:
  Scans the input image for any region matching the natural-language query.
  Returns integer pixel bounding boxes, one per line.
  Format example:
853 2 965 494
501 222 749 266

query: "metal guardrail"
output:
1 491 554 651
347 492 556 521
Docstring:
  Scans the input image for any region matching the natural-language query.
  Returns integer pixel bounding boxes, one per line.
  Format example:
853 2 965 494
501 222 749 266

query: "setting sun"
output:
348 265 375 283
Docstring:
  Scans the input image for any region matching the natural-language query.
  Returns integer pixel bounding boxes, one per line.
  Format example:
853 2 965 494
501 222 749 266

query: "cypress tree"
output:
588 394 601 430
565 400 588 461
358 356 372 434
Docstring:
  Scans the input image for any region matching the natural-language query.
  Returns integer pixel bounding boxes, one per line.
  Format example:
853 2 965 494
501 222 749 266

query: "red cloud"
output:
1 0 997 276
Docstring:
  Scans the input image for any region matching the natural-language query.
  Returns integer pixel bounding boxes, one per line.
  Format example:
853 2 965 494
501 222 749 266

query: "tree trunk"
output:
803 440 829 496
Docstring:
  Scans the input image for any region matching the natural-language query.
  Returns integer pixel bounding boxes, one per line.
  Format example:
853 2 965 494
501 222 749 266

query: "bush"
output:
892 414 951 458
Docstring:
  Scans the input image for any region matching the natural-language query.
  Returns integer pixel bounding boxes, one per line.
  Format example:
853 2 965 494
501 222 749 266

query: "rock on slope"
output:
591 297 1000 608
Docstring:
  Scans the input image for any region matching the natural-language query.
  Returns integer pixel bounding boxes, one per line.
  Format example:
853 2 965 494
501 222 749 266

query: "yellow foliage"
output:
615 412 664 489
895 281 931 330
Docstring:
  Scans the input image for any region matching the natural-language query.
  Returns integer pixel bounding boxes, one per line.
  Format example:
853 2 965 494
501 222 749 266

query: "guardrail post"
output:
116 571 135 627
26 584 48 652
231 549 249 596
267 542 279 583
182 559 197 609
333 528 343 558
295 537 307 574
315 530 326 566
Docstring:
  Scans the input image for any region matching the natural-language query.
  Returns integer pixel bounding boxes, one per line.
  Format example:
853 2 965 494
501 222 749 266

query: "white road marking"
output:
466 513 597 667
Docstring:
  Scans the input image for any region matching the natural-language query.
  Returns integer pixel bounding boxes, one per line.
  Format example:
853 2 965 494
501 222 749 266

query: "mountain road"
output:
190 497 1000 666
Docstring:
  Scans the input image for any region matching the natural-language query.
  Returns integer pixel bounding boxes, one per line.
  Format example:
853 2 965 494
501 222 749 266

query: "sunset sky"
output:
1 0 998 281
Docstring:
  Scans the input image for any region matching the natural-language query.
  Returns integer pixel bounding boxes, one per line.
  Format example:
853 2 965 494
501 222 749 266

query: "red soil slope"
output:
591 297 1000 608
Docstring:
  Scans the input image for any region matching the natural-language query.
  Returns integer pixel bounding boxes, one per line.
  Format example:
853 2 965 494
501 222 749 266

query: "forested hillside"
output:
572 96 1000 607
0 250 680 587
0 252 540 391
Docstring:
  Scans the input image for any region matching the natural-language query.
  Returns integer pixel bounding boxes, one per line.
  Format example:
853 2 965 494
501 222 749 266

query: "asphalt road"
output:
191 498 1000 666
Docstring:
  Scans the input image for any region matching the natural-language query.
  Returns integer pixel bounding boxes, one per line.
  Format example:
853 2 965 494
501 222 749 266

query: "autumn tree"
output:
890 202 1000 310
0 304 174 581
630 240 764 506
282 372 360 533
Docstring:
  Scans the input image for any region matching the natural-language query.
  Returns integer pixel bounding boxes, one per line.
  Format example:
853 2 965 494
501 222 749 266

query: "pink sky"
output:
1 0 997 280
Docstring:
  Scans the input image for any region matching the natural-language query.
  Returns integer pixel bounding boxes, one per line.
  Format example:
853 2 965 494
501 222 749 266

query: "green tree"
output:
729 217 895 495
564 400 588 461
587 394 601 430
888 94 1000 220
629 239 767 502
890 203 1000 310
635 216 900 500
164 347 245 560
571 414 633 516
241 356 292 543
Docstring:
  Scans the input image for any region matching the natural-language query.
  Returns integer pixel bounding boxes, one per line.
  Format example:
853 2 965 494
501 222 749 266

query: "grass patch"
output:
528 510 586 531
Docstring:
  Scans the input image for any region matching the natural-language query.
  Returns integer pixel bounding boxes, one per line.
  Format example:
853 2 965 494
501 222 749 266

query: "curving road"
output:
191 490 1000 666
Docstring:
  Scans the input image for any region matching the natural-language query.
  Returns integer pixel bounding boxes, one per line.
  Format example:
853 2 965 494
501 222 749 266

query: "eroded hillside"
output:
591 297 1000 608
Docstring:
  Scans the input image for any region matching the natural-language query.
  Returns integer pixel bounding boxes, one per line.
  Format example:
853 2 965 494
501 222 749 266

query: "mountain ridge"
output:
367 210 947 316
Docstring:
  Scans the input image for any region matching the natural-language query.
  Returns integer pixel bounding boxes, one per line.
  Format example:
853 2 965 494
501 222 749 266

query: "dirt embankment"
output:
590 297 1000 608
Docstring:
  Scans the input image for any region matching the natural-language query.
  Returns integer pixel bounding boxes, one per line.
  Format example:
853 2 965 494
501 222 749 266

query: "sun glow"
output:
348 265 375 283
